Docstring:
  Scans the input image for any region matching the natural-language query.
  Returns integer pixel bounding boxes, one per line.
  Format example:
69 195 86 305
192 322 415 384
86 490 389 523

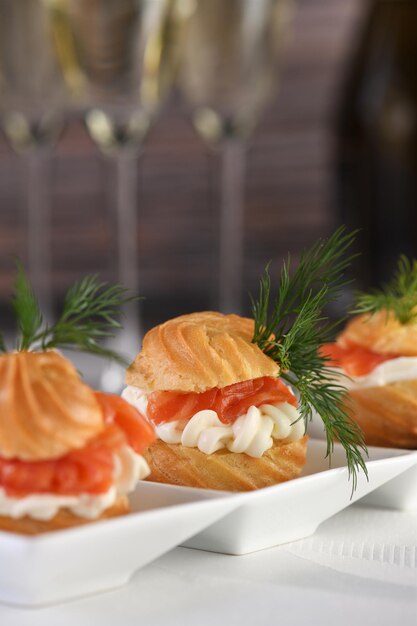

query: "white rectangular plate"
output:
309 413 417 510
164 439 417 555
0 483 241 608
359 463 417 511
3 440 415 607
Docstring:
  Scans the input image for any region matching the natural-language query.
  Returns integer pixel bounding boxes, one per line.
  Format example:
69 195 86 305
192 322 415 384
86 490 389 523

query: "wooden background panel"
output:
0 0 364 326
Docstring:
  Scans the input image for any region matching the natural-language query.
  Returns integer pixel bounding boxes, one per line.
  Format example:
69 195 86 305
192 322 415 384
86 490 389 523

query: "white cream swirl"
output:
0 446 150 521
335 356 417 390
122 386 304 459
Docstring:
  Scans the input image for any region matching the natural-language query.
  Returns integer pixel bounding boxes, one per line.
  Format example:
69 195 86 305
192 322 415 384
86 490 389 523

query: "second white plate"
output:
145 439 417 555
309 412 417 510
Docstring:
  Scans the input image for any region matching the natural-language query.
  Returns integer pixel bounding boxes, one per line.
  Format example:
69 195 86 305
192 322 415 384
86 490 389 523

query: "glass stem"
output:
219 138 246 314
115 149 141 356
26 148 53 322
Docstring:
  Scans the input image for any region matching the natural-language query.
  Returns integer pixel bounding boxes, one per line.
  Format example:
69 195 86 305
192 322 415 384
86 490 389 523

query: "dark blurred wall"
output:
0 0 363 326
335 0 417 290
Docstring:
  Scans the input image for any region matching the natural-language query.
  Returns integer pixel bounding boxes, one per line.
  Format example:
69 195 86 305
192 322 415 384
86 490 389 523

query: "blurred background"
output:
0 0 416 386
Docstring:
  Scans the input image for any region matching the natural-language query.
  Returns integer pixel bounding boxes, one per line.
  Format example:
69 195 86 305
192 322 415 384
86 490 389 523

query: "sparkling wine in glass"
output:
48 0 189 389
0 0 72 321
179 0 293 313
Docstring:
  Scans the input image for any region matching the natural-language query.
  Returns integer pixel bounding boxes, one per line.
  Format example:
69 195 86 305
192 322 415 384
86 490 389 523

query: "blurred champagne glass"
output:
0 0 71 321
179 0 293 313
47 0 190 389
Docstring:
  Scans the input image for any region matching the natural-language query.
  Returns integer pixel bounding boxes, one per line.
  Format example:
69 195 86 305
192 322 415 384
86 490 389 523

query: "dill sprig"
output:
354 255 417 324
250 227 368 492
12 261 43 351
6 265 138 365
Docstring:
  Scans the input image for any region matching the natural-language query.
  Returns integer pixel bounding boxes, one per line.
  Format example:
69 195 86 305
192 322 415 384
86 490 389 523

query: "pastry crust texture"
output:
0 495 129 536
143 436 308 491
339 311 417 356
348 380 417 449
126 311 279 393
0 351 104 461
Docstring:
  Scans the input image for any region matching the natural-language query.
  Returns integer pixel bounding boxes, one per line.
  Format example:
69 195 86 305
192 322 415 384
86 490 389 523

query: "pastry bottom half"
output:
0 494 129 536
143 436 308 491
348 379 417 449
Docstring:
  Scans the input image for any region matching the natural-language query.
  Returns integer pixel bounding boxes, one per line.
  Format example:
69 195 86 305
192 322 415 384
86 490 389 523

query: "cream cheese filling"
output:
122 385 305 459
335 356 417 389
0 446 150 521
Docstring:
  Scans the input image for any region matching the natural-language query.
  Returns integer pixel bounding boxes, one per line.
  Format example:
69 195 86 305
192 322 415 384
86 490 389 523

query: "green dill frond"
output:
12 261 43 350
39 275 138 365
8 264 139 365
354 255 417 324
251 227 368 492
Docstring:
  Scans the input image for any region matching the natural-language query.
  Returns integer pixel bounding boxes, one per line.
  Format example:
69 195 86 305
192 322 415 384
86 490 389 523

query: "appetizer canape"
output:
322 255 417 449
0 268 155 535
124 311 308 490
123 228 367 491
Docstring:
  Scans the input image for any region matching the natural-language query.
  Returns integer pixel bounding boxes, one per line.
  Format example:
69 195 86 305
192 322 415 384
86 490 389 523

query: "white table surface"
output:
1 503 416 626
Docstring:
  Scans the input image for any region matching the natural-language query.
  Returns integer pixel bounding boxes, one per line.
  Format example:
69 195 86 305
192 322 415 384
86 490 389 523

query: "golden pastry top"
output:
338 310 417 356
0 351 104 461
126 311 280 393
